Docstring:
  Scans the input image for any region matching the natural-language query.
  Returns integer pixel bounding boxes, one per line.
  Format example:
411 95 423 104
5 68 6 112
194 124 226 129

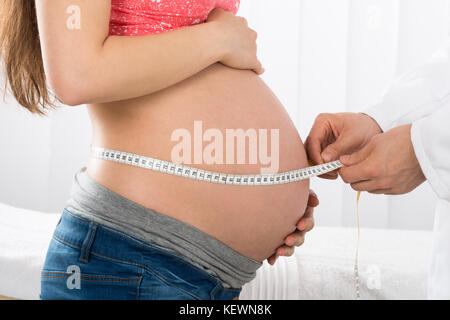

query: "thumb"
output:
321 136 352 163
340 143 373 166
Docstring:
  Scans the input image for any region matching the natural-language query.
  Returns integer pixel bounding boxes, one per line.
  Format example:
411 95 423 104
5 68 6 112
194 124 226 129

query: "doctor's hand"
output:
305 113 382 179
339 124 426 195
267 190 319 265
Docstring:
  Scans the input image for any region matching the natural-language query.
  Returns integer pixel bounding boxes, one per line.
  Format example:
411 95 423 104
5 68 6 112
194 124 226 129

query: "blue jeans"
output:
40 209 242 300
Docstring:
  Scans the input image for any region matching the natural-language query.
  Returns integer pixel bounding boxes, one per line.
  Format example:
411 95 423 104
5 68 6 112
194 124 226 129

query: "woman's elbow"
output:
55 92 86 107
47 71 93 106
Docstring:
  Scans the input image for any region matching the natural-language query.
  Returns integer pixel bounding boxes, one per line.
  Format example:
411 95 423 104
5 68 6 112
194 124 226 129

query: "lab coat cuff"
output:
411 119 450 201
363 103 395 133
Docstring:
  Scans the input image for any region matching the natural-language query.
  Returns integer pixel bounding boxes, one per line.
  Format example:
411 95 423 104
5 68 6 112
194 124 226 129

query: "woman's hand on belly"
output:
207 9 264 75
267 190 319 265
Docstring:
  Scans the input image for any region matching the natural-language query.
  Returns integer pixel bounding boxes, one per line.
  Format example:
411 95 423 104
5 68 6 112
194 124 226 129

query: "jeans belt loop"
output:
79 221 98 263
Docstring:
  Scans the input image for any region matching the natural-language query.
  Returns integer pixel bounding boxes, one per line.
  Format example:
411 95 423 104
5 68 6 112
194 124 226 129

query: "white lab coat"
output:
364 39 450 299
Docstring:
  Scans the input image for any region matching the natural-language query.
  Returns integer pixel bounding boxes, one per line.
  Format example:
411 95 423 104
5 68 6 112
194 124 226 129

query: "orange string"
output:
354 191 361 299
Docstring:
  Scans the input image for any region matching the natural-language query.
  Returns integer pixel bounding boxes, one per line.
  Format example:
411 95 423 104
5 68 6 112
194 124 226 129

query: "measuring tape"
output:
90 145 361 298
90 146 343 186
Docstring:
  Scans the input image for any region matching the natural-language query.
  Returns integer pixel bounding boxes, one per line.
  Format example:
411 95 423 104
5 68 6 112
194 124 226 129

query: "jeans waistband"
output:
52 209 242 299
64 166 261 288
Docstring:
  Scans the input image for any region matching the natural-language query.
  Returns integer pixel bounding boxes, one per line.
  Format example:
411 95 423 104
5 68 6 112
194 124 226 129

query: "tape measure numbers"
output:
90 146 344 186
91 145 361 299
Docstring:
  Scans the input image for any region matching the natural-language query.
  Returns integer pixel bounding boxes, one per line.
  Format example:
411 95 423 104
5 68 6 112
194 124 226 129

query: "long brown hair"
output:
0 0 57 117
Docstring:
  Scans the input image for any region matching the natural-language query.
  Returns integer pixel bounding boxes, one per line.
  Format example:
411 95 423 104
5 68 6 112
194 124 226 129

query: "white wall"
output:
0 0 447 230
0 98 52 212
0 99 91 213
242 0 446 231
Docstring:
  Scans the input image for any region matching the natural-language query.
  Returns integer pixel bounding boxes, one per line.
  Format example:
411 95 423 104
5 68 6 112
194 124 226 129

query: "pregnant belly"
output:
86 63 310 262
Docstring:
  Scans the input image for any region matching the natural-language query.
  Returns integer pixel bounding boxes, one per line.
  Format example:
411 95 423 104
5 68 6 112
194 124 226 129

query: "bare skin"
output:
306 113 426 195
339 124 426 195
36 0 311 263
86 62 310 261
305 112 383 179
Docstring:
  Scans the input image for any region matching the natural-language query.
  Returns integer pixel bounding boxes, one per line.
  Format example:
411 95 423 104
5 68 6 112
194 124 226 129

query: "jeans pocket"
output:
138 268 204 300
40 271 142 300
40 237 142 300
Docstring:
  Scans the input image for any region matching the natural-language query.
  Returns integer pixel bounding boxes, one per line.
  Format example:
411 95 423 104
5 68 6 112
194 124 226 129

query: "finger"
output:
351 178 392 193
369 189 391 195
277 245 295 257
305 138 340 179
369 188 399 195
297 205 314 228
340 143 374 167
297 214 314 232
321 135 354 163
285 230 306 247
305 119 341 180
350 181 377 192
318 171 339 180
309 154 339 180
253 60 264 75
206 7 224 20
267 253 278 265
307 189 320 207
254 66 265 75
383 190 399 195
339 162 372 185
303 204 315 218
339 146 375 184
305 137 325 166
305 119 331 166
240 16 249 27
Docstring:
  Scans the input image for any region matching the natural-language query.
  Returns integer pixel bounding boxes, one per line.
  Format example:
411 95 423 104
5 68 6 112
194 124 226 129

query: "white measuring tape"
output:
90 146 343 186
90 145 360 298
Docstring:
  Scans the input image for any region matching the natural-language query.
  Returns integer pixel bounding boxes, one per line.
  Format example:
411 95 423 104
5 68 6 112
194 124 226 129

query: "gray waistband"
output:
64 166 261 288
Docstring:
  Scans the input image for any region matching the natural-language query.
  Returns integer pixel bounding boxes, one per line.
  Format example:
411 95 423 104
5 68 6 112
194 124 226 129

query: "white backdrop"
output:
0 0 447 230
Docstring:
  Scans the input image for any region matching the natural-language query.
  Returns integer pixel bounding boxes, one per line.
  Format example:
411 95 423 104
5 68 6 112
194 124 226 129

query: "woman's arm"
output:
35 0 261 106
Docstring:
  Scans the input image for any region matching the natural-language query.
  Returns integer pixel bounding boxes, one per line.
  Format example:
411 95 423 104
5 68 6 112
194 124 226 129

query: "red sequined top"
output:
109 0 240 36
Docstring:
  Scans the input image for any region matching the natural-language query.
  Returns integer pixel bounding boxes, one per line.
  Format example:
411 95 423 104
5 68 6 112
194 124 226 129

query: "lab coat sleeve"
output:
364 39 450 132
411 104 450 202
364 39 450 201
